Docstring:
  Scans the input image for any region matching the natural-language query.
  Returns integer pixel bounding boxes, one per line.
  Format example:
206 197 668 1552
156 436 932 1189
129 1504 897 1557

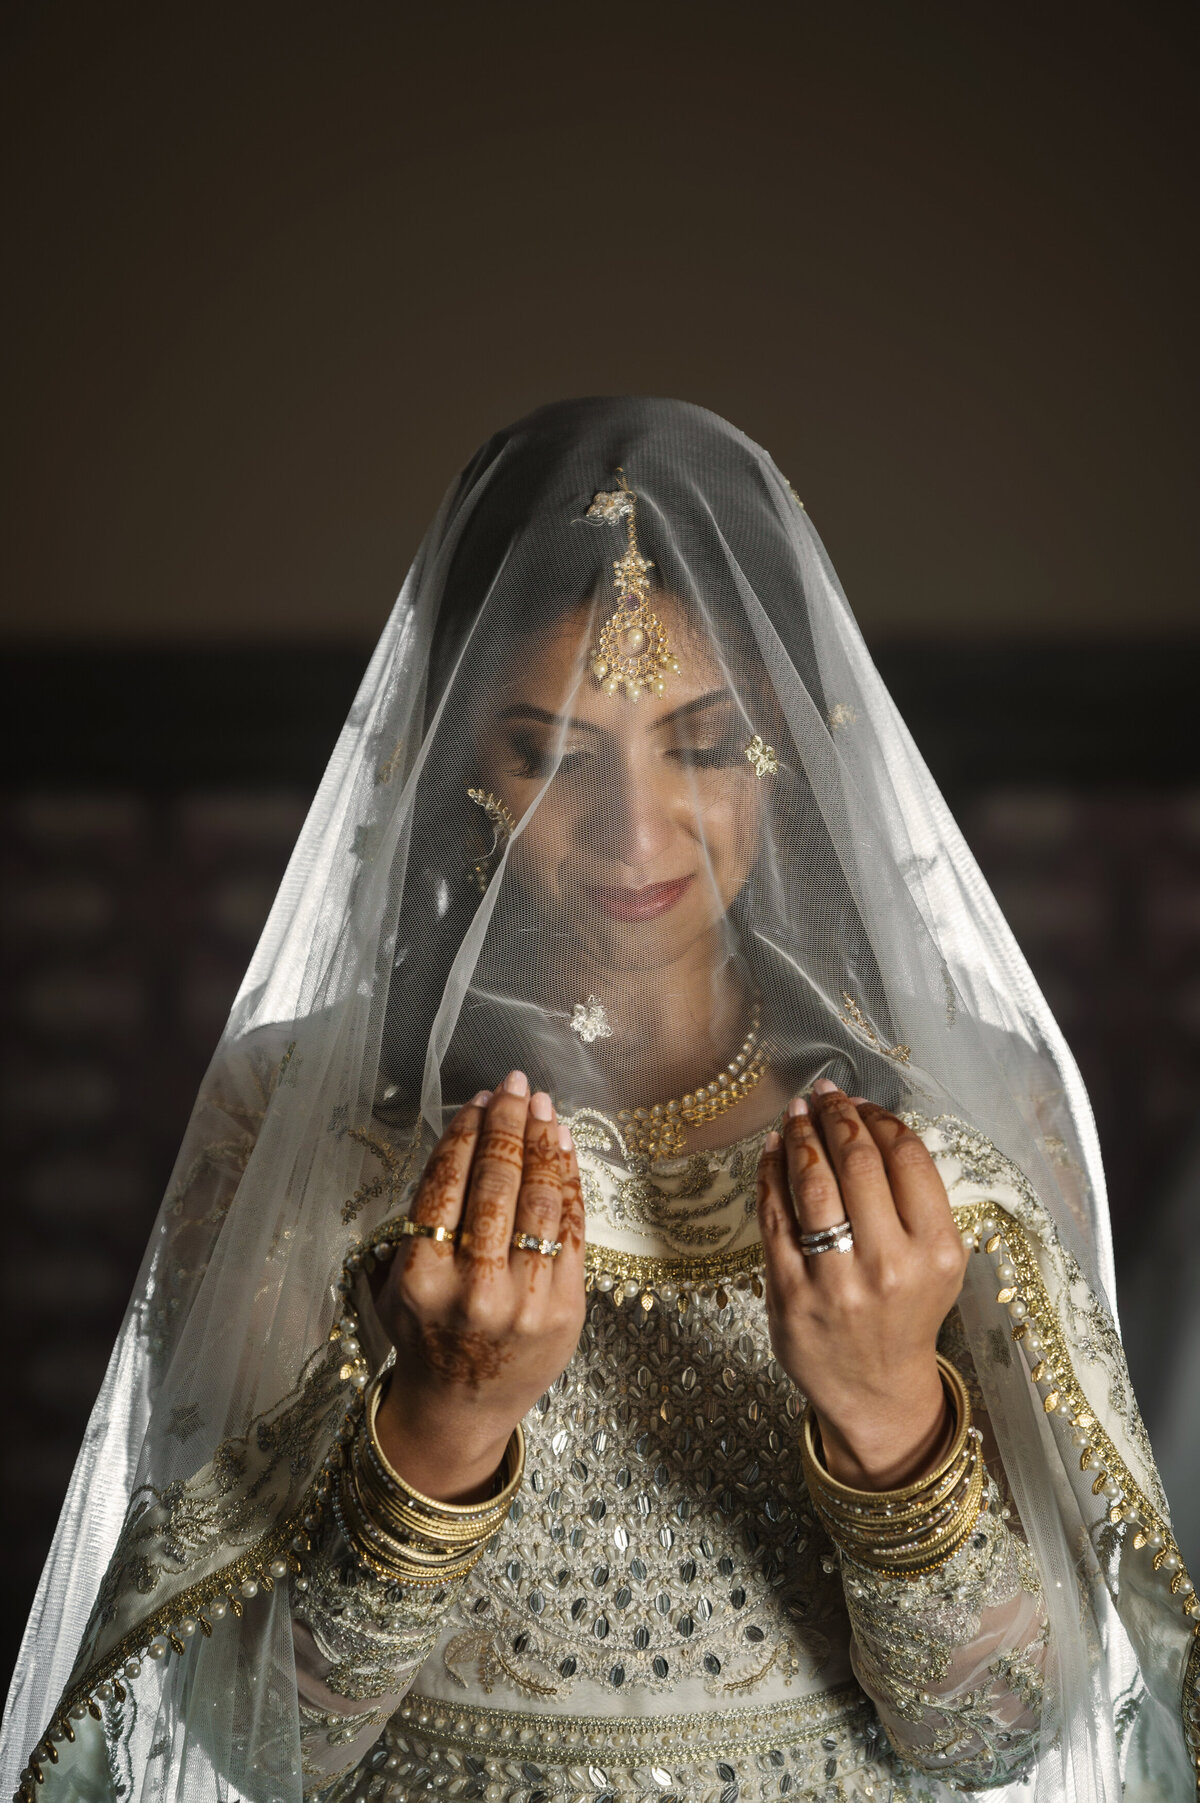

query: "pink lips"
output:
587 875 695 921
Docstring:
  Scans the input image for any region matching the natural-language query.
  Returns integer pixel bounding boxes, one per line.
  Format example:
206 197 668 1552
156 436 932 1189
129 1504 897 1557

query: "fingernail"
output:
786 1097 808 1118
558 1123 574 1151
530 1091 554 1120
812 1078 838 1095
503 1069 529 1096
470 1089 491 1106
848 1096 869 1107
763 1129 781 1151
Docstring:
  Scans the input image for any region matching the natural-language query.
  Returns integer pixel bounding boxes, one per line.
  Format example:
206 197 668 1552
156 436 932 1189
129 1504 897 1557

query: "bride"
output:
2 399 1195 1803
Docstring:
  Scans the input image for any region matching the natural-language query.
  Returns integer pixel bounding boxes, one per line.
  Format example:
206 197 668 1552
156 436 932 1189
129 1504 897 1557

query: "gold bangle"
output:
335 1466 494 1586
349 1439 513 1552
365 1374 526 1521
810 1450 974 1536
818 1450 985 1576
350 1438 508 1546
335 1371 527 1583
801 1355 983 1576
861 1461 987 1579
806 1438 978 1545
800 1356 971 1509
812 1438 978 1531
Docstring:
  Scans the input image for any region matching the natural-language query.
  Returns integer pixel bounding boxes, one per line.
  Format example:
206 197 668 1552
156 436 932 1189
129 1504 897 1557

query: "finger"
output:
809 1080 901 1246
552 1123 587 1295
397 1091 491 1284
460 1070 529 1272
511 1092 564 1295
857 1104 957 1237
409 1090 491 1230
755 1129 807 1284
781 1097 848 1239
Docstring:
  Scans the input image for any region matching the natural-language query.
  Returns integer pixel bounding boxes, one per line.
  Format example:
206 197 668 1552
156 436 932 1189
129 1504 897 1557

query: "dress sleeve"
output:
292 1507 472 1792
164 1038 462 1792
836 1334 1050 1790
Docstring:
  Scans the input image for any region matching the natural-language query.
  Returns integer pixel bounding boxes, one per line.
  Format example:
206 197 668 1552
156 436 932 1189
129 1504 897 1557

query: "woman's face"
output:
475 602 764 972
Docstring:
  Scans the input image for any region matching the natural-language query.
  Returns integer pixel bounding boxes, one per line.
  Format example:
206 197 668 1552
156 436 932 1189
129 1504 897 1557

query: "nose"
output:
590 745 680 872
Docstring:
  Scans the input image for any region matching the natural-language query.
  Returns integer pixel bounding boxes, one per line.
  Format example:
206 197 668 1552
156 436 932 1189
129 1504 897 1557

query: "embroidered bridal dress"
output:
3 399 1196 1803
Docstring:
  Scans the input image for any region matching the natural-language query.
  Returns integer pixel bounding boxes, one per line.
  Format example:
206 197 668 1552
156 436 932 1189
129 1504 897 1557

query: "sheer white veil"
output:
2 398 1194 1803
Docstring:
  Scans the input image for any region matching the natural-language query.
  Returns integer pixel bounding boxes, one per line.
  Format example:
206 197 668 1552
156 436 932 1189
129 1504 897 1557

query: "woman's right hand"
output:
371 1071 587 1501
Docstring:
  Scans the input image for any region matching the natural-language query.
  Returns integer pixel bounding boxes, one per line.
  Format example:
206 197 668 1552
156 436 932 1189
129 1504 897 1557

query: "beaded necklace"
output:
615 999 767 1158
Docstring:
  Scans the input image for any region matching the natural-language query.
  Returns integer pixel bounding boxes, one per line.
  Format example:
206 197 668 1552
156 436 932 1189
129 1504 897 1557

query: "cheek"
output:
695 781 761 891
509 797 577 892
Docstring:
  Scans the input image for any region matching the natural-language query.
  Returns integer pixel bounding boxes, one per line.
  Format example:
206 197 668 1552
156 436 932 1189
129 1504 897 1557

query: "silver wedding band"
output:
398 1218 561 1257
798 1220 855 1257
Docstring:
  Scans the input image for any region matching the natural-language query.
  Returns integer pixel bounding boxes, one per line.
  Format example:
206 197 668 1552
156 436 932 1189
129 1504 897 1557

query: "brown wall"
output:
3 0 1197 644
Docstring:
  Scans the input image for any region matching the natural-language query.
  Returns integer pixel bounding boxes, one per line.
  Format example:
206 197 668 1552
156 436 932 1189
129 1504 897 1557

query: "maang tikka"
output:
586 470 679 701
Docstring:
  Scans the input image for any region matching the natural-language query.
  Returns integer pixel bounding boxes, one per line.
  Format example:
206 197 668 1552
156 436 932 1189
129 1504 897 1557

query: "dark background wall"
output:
2 0 1197 1706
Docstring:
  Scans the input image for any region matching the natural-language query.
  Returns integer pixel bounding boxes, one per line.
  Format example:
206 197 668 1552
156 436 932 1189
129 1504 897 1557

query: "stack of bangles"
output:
800 1354 985 1579
335 1372 526 1587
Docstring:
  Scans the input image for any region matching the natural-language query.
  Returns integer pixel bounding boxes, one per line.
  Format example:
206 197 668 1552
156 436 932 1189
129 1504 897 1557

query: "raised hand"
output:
755 1080 969 1490
372 1070 587 1501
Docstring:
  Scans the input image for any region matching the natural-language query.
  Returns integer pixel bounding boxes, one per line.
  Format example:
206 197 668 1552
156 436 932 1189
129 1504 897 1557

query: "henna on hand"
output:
756 1081 966 1489
417 1322 514 1387
372 1074 586 1502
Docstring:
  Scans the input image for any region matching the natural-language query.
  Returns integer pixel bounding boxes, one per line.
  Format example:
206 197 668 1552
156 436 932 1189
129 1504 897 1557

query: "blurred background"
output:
2 0 1197 1697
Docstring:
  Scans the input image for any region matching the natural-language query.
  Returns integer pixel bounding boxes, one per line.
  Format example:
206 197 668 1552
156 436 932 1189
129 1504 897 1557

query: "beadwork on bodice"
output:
430 1271 848 1710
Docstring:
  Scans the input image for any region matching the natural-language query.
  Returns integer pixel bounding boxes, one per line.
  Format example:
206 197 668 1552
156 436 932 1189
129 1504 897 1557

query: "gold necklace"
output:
615 1000 767 1159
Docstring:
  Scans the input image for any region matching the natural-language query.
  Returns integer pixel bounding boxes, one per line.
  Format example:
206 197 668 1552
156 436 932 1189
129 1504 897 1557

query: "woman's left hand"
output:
755 1080 969 1490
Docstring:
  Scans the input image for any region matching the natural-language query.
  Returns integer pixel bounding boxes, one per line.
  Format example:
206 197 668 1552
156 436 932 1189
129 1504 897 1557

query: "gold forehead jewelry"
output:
586 470 679 702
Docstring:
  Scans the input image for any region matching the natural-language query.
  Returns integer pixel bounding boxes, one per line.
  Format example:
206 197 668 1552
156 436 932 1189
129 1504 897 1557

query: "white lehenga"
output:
3 397 1197 1803
29 1084 1189 1803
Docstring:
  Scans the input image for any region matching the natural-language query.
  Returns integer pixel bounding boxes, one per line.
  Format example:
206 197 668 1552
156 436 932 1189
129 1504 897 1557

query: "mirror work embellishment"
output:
586 471 679 702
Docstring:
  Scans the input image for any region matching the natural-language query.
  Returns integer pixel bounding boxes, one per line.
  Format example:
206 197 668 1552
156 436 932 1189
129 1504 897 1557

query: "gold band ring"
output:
396 1219 457 1244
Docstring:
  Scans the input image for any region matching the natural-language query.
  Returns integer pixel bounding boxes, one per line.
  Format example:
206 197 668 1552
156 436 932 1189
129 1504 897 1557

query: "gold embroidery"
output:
839 993 911 1065
297 1522 460 1703
828 702 857 731
164 1405 204 1444
743 733 779 778
341 1127 419 1226
22 1110 1199 1803
329 1682 901 1803
584 1241 765 1302
445 1277 835 1703
841 1471 1047 1783
443 1628 558 1697
374 739 405 785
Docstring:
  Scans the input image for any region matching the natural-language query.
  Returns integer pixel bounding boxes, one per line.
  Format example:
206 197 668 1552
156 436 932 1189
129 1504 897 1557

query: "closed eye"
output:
507 732 590 780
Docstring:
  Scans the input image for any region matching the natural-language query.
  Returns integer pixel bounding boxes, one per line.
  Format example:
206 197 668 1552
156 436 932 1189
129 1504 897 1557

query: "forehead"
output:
490 600 729 725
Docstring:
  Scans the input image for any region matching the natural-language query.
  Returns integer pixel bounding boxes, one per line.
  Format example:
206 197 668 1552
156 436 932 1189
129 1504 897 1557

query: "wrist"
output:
374 1375 516 1503
816 1361 949 1491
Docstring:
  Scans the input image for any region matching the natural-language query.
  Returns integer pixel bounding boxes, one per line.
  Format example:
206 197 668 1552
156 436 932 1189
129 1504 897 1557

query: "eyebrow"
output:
495 690 735 734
